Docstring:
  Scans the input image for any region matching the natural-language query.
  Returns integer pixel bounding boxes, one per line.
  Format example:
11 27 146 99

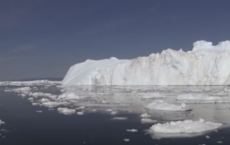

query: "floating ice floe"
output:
177 94 230 103
4 87 31 93
140 113 151 118
57 92 81 100
126 129 138 132
77 111 84 115
145 100 190 111
110 111 117 115
0 120 5 125
36 110 42 113
150 119 222 138
42 101 67 108
112 117 128 120
141 118 157 124
57 107 76 115
0 80 61 86
141 92 165 99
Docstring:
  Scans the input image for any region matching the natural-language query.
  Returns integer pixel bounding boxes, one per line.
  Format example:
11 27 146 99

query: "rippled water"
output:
0 85 230 145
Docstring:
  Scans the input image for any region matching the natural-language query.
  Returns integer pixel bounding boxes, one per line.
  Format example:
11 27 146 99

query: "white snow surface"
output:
150 119 222 134
145 100 190 111
177 94 230 103
62 40 230 86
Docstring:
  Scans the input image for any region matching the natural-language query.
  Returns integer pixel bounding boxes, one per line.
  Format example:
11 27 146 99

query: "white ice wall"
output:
62 40 230 86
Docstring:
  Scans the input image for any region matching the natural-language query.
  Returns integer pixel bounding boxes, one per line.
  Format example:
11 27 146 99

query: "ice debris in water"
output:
145 100 190 111
141 118 157 124
217 141 223 144
126 129 138 132
150 119 222 133
57 107 76 115
123 138 130 142
177 94 230 103
141 92 165 99
0 80 61 86
77 111 84 115
0 120 5 125
140 113 151 118
112 117 128 120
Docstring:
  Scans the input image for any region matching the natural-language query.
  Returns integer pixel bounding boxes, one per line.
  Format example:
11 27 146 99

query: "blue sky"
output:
0 0 230 80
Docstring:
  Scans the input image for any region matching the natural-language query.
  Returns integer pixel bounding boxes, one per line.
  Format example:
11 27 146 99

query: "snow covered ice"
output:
62 40 230 86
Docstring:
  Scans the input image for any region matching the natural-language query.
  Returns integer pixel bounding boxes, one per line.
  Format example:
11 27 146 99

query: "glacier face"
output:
62 40 230 85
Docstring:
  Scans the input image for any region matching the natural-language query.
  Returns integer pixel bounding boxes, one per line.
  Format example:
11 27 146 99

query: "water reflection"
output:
2 85 230 140
58 86 230 124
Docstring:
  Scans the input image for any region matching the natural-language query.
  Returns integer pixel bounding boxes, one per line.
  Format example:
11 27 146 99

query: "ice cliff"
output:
63 40 230 85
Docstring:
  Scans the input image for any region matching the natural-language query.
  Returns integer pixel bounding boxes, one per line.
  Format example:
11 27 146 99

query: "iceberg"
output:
62 40 230 86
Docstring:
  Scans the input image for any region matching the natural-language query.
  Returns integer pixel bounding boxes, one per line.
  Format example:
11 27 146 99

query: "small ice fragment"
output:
78 106 85 109
0 120 5 125
140 113 151 118
32 103 40 106
217 141 223 144
124 138 130 142
77 111 84 115
57 108 76 115
36 110 42 113
111 111 117 115
28 97 33 101
141 118 157 124
106 109 113 112
206 135 210 139
112 117 128 120
126 129 138 132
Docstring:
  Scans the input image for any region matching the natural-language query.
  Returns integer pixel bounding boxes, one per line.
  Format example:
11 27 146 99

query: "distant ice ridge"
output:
62 40 230 85
0 80 61 86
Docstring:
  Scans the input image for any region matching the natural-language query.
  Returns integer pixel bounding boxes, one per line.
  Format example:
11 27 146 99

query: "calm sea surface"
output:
0 85 230 145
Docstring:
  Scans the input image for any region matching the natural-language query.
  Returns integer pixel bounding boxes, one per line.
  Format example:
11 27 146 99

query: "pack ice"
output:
63 40 230 85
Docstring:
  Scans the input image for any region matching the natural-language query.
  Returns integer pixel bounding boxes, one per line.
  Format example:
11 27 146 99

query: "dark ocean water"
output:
0 86 230 145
